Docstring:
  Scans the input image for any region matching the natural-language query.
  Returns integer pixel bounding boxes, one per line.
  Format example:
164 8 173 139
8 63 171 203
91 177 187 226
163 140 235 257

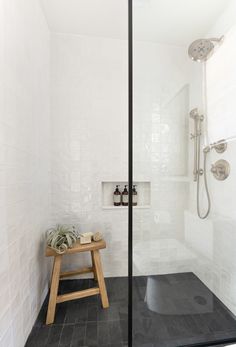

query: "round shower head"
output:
188 39 214 62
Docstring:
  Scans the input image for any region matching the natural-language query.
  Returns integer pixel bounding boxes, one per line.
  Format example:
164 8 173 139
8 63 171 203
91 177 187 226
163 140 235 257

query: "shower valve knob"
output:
211 160 230 181
211 165 217 174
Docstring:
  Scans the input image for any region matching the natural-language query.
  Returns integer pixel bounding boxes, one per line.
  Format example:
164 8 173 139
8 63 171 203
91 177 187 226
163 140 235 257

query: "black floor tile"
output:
25 274 236 347
64 300 87 324
59 324 74 346
47 325 63 347
70 323 86 347
120 319 128 343
85 321 98 347
35 326 51 346
98 321 110 345
109 320 123 344
88 303 98 321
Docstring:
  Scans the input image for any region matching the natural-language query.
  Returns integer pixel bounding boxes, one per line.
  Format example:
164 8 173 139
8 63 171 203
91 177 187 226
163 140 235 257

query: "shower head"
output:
188 36 224 62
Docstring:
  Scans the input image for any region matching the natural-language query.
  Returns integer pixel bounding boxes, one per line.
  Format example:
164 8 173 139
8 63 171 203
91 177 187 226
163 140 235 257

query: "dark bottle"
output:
122 185 129 206
132 185 138 206
113 185 121 206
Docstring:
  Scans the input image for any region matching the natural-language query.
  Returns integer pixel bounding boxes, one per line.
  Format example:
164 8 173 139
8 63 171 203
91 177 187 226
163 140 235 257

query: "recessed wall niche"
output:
102 181 151 209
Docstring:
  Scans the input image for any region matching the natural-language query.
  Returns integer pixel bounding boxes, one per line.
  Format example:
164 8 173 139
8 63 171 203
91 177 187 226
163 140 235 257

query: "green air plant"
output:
46 224 79 254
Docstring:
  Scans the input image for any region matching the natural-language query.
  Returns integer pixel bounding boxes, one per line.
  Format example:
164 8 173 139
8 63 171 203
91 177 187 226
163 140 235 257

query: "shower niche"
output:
101 181 151 209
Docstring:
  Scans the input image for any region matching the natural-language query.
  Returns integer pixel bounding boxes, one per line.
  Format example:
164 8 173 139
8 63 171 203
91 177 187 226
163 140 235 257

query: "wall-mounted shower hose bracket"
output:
212 139 227 153
214 142 227 153
211 159 230 181
203 139 227 154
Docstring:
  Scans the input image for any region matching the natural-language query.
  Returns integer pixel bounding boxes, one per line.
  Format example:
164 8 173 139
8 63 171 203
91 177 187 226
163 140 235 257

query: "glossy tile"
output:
1 0 51 346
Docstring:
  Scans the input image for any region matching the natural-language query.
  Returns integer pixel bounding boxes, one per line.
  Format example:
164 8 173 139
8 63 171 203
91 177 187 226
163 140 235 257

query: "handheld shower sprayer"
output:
189 108 210 219
189 108 204 182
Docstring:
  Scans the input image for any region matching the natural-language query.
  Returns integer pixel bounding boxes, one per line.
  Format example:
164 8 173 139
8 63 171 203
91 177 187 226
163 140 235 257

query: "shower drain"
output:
194 295 207 305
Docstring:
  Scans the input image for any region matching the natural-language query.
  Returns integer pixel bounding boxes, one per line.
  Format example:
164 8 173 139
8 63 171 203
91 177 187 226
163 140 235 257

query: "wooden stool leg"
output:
92 250 109 308
46 255 62 324
91 251 97 281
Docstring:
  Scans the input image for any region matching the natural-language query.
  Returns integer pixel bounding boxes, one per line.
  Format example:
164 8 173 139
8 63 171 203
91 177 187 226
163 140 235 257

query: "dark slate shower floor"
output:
25 273 236 347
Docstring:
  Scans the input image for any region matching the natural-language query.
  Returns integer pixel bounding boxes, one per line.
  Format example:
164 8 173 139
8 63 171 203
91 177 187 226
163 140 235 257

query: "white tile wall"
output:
207 25 236 143
50 33 128 277
187 0 236 315
0 0 51 346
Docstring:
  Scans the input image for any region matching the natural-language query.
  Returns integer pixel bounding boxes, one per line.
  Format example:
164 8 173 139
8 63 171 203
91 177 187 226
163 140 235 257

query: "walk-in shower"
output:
132 1 236 344
17 1 236 347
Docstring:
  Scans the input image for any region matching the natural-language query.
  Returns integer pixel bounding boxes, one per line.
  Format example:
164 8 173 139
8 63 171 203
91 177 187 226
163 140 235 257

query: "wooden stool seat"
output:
45 240 109 325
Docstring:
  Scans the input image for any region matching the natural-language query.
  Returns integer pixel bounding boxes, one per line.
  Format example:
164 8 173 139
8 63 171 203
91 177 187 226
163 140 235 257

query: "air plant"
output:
46 224 79 254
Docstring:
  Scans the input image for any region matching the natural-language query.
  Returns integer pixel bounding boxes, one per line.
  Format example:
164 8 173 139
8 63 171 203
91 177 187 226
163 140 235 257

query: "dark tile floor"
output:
26 277 128 347
132 273 236 347
25 273 236 347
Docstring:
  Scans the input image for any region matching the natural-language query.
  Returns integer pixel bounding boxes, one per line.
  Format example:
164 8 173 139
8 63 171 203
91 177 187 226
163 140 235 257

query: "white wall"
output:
0 1 51 346
186 0 236 315
51 33 128 277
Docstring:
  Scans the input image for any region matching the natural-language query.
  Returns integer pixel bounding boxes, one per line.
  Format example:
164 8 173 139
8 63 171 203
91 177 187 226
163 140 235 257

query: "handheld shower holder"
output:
212 140 227 153
203 139 227 154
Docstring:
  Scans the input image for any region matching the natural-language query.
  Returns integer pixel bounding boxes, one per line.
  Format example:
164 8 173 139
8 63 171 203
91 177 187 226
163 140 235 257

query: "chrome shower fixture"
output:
211 159 230 181
188 34 225 219
188 36 224 62
203 139 227 154
189 108 204 182
190 108 211 219
204 135 236 154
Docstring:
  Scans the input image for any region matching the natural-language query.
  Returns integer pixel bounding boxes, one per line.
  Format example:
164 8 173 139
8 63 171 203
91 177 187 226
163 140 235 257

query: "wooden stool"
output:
45 240 109 325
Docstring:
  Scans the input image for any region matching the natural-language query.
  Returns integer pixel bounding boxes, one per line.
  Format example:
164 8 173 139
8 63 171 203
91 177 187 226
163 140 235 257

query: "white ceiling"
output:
40 0 128 39
40 0 231 45
134 0 232 45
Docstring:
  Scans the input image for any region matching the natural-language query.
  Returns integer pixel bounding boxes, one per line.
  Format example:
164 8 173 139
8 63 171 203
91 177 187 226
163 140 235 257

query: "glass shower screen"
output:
131 0 236 346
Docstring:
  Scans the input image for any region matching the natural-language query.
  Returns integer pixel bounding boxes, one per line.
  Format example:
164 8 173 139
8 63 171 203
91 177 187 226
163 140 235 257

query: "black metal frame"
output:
128 0 133 346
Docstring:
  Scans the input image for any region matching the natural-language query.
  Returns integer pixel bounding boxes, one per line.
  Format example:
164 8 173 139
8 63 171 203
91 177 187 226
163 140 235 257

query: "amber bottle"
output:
113 185 121 206
122 185 129 206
